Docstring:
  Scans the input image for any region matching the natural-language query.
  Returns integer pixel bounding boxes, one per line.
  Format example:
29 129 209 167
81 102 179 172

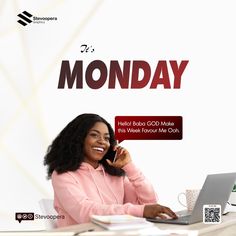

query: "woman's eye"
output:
90 133 98 138
104 137 110 141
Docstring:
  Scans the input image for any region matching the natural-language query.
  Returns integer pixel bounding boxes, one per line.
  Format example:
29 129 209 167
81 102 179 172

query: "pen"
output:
74 229 95 235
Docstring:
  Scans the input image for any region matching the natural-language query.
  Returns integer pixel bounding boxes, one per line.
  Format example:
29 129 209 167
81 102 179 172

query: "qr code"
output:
203 204 221 224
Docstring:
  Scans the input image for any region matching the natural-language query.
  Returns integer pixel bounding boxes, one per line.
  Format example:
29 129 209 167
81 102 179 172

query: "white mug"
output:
178 189 201 211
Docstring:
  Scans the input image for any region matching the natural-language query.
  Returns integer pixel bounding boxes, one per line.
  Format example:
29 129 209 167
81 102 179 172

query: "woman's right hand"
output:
106 146 131 168
143 204 178 219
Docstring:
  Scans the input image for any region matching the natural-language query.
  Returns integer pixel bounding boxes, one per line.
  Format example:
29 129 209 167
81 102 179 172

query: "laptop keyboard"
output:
176 215 191 221
146 214 191 224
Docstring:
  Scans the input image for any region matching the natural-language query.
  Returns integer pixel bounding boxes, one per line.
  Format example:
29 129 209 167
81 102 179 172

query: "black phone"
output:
110 150 117 162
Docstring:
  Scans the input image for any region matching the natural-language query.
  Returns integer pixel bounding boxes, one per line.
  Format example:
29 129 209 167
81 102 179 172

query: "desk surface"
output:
52 213 236 236
0 214 235 235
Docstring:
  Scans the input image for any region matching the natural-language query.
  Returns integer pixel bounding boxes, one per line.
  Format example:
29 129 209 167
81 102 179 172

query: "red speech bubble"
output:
115 116 182 143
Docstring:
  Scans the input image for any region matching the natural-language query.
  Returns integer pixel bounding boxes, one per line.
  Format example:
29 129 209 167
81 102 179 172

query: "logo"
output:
203 204 221 224
15 212 34 223
15 212 65 223
17 11 57 27
17 11 33 26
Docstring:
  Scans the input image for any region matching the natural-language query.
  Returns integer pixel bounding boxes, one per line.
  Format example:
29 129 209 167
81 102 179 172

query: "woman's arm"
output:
122 161 158 204
106 146 158 204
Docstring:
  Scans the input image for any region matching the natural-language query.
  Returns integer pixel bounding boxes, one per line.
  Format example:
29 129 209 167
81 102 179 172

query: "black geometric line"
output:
17 19 27 26
22 11 32 17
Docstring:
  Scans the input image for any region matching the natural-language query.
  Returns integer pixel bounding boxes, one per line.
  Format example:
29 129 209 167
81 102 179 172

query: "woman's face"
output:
83 122 111 167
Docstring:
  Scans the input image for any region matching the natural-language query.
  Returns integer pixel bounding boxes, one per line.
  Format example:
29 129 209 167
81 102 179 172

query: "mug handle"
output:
178 192 187 207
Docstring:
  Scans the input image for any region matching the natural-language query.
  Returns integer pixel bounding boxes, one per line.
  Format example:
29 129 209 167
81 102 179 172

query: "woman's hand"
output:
143 204 178 219
106 146 131 168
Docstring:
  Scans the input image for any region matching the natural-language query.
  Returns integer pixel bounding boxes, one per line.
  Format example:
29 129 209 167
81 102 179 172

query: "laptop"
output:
147 172 236 225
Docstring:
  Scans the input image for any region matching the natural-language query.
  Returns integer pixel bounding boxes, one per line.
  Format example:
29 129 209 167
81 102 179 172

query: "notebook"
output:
91 214 153 230
147 172 236 225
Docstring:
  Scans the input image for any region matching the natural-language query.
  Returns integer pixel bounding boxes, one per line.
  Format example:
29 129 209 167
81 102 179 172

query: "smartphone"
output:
111 141 118 162
110 150 117 163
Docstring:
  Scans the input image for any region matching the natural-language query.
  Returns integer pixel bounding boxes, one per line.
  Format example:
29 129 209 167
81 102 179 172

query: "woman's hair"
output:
44 113 125 179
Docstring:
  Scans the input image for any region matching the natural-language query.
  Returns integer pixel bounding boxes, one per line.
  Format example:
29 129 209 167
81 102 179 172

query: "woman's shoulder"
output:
51 169 79 183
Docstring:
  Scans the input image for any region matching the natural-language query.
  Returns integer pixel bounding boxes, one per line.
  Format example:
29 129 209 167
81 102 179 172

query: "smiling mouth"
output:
92 147 105 153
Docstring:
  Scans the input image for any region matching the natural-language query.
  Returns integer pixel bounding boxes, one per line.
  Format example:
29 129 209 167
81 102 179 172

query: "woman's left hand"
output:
106 146 131 168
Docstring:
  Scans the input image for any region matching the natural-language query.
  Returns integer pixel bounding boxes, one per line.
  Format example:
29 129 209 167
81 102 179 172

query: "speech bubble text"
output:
115 116 182 143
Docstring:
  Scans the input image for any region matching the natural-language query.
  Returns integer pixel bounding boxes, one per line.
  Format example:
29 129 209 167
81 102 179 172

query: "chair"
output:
38 198 57 229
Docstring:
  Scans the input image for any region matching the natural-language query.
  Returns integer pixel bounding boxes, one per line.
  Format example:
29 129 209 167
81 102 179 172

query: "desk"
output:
52 213 236 236
2 214 234 235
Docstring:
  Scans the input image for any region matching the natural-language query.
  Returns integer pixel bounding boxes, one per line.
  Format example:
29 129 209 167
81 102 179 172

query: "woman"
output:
44 113 177 227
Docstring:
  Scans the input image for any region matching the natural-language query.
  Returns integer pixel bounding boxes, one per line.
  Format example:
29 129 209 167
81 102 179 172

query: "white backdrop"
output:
0 0 235 230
